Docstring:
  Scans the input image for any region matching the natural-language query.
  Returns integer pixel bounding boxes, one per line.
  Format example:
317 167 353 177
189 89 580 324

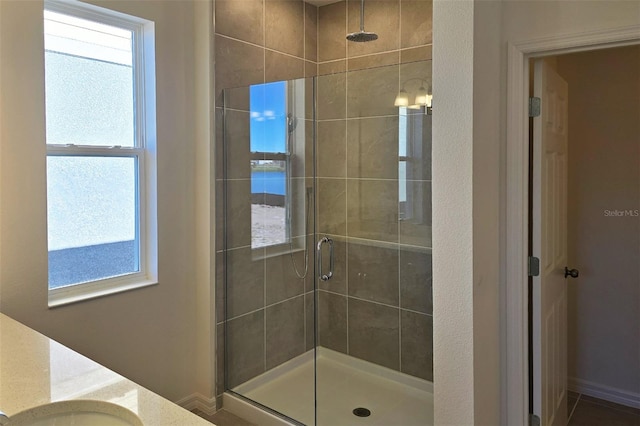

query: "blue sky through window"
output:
250 81 286 153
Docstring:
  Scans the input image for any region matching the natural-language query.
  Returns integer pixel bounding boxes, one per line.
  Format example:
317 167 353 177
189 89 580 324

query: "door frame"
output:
503 25 640 425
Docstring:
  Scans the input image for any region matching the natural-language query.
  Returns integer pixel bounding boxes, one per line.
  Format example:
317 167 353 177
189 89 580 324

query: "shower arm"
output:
346 0 378 42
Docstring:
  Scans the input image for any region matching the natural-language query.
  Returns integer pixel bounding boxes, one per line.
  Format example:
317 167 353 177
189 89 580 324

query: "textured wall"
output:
432 1 476 424
0 0 204 403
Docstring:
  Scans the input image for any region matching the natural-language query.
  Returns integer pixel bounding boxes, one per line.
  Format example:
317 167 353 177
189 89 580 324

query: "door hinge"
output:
529 97 541 117
528 256 540 277
529 413 541 426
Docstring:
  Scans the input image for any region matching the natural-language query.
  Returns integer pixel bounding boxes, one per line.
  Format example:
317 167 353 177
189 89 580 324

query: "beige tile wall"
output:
315 0 433 382
317 56 433 380
213 0 318 406
214 0 317 109
214 0 434 408
317 0 432 74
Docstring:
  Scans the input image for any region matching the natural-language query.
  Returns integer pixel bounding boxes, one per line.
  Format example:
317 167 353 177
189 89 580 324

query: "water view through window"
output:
250 81 288 249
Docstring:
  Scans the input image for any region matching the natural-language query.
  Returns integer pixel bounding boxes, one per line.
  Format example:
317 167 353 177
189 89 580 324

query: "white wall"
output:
0 0 212 403
432 1 475 423
472 1 502 424
557 46 640 401
193 0 216 404
432 0 502 424
502 1 640 44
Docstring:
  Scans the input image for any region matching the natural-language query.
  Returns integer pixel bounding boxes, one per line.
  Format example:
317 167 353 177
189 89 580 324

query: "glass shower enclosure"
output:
219 59 433 425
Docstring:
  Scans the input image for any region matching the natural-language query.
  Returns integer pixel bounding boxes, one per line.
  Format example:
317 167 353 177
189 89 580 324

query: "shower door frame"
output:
220 77 319 426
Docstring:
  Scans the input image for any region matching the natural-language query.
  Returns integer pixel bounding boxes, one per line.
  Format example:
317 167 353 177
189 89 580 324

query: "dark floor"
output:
193 409 256 426
568 391 640 426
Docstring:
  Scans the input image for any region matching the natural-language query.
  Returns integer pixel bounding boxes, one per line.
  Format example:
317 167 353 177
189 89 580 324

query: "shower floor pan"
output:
233 347 433 426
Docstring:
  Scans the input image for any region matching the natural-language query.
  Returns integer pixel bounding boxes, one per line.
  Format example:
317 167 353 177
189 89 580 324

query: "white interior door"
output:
532 59 569 426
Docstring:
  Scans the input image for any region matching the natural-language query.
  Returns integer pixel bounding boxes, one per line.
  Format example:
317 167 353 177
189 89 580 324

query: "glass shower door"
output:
222 76 317 425
221 59 433 426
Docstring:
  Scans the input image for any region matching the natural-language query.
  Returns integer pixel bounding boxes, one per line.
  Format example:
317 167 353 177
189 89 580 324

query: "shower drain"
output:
353 407 371 417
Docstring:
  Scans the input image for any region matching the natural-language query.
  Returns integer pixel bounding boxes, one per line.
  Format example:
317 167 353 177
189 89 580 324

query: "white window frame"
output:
45 0 158 307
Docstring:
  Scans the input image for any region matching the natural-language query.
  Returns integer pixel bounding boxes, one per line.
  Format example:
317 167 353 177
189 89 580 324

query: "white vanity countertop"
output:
0 313 212 426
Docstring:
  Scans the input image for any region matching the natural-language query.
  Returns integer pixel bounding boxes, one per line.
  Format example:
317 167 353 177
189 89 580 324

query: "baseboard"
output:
175 393 217 416
569 377 640 409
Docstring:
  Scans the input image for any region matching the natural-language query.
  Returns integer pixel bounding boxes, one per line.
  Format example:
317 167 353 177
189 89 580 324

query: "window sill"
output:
251 242 307 261
48 277 158 308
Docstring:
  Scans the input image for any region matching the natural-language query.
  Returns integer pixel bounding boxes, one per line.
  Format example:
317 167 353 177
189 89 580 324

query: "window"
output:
398 107 425 222
44 0 157 306
246 79 308 256
250 81 289 249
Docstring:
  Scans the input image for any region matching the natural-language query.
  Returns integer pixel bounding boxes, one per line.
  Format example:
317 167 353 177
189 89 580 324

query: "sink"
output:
1 400 143 426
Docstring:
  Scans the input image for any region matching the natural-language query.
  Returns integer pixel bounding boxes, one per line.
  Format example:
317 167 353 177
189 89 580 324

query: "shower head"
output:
347 0 378 43
346 31 378 43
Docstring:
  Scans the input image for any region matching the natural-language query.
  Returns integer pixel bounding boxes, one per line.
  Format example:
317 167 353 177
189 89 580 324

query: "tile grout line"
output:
398 0 403 62
315 3 319 76
216 33 308 63
224 176 433 184
578 394 640 416
318 287 432 318
317 41 433 65
568 393 581 423
319 114 403 121
226 293 307 324
221 233 434 256
262 0 266 85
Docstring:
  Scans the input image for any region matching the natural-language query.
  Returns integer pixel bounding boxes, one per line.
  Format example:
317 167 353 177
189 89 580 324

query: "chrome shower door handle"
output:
317 236 334 281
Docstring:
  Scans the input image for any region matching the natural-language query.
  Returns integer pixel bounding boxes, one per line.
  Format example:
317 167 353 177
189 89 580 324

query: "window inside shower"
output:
250 81 288 249
399 106 429 223
249 80 309 254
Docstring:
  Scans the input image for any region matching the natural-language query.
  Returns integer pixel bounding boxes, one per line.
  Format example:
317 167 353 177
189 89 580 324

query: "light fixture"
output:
395 79 432 113
394 89 409 107
414 85 429 106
